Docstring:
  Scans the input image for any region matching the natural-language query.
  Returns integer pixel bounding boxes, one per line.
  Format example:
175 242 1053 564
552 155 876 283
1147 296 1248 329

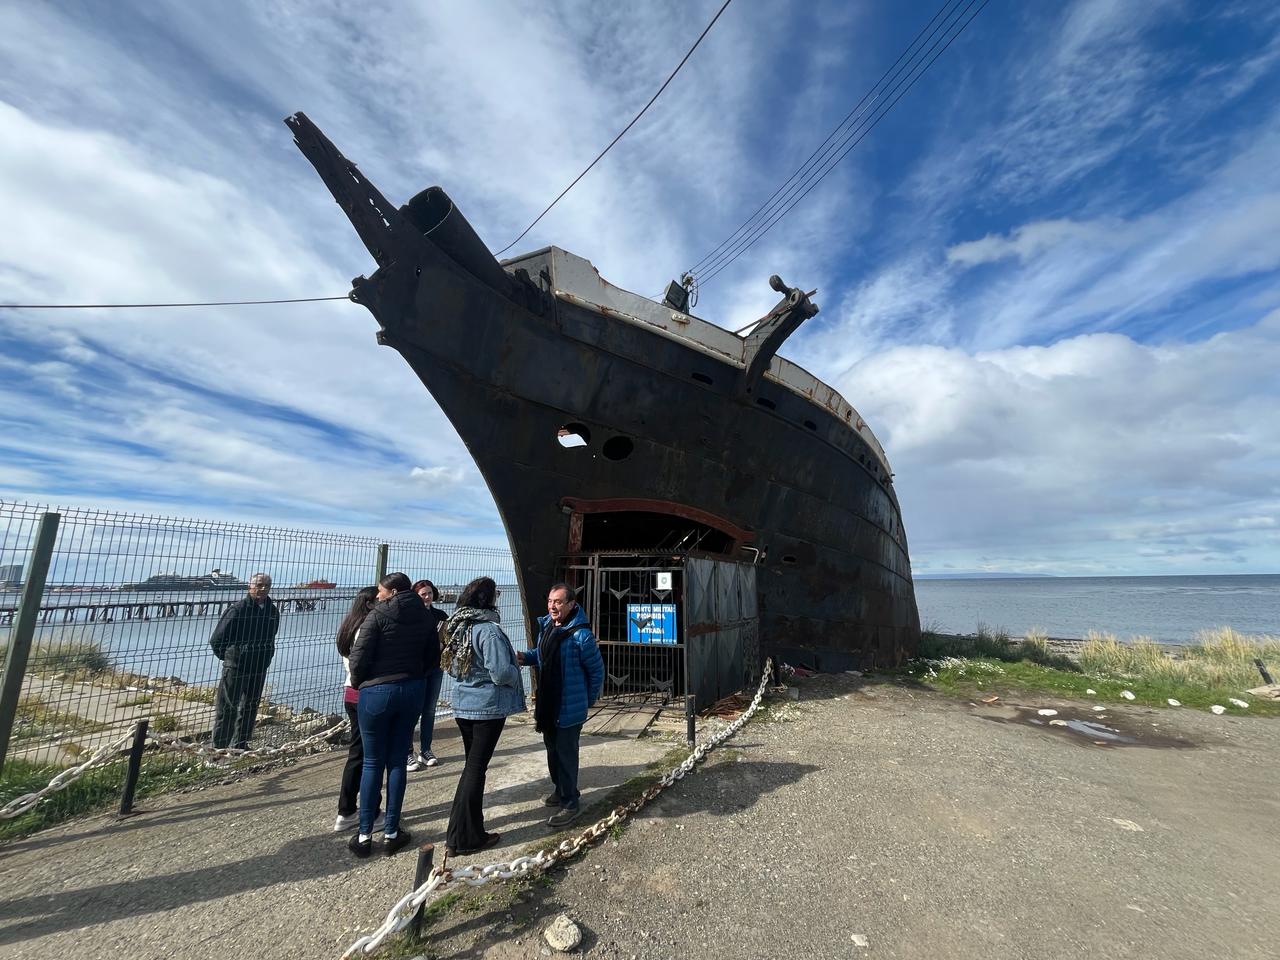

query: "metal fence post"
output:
375 543 389 583
685 694 696 747
409 842 435 939
117 719 149 816
0 511 60 773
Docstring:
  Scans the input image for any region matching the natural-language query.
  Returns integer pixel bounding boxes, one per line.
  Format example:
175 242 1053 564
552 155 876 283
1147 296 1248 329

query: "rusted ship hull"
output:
288 113 920 669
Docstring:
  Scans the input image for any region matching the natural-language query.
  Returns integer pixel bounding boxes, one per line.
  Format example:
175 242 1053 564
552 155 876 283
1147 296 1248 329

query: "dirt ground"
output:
2 673 1278 960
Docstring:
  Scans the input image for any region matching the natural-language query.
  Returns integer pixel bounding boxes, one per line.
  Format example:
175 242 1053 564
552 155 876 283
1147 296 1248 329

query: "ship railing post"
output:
0 512 60 773
375 544 389 584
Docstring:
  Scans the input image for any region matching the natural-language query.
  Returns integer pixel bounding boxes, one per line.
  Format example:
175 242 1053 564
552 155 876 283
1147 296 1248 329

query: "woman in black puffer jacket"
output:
347 572 430 857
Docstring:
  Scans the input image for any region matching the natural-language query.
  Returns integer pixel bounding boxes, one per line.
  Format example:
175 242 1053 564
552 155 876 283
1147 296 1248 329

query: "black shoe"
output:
543 792 563 807
348 834 372 858
382 828 413 856
452 831 502 856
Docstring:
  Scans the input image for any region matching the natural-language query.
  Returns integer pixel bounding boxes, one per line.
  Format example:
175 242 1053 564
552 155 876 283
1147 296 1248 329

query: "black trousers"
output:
542 723 583 806
447 717 506 851
211 662 270 749
337 701 363 816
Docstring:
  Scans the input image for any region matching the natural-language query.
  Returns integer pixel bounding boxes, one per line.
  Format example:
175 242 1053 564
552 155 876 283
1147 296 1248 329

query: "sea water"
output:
914 574 1280 644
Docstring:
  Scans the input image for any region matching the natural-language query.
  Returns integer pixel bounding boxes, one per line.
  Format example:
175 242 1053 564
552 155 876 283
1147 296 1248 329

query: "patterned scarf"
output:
440 606 501 678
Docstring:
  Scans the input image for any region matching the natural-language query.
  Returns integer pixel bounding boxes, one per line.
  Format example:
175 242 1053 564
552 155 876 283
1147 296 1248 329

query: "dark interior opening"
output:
579 511 734 555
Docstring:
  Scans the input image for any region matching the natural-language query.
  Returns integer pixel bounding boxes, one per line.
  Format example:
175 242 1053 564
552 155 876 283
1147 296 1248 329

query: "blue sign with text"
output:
626 603 678 645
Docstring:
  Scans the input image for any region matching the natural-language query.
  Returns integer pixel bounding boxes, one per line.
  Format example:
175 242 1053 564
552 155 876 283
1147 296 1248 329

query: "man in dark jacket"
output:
519 583 604 828
209 572 280 749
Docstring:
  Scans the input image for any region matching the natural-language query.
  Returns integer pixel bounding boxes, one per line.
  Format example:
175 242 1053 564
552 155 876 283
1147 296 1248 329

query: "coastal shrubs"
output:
911 625 1279 716
1080 627 1280 690
917 625 1078 672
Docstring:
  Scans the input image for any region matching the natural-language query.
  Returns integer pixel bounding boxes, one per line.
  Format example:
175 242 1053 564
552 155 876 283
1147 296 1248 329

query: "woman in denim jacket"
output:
440 576 525 855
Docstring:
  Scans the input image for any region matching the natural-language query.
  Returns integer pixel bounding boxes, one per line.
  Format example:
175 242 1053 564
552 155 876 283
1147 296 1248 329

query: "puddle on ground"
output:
973 705 1196 749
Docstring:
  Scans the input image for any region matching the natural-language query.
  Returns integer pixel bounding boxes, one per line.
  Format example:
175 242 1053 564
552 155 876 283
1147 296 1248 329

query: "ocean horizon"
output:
913 572 1280 644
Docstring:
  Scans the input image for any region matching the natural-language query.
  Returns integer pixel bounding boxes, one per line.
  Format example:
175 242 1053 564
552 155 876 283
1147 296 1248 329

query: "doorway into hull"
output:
561 497 753 559
579 510 733 555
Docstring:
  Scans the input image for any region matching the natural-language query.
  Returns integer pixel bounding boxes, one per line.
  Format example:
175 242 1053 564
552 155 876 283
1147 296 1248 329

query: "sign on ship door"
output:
625 603 678 645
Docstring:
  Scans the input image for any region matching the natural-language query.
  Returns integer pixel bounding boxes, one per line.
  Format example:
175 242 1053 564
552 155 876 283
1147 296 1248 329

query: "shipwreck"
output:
287 112 920 669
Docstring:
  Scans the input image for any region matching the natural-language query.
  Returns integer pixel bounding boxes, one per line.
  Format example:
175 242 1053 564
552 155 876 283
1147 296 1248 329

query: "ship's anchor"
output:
735 274 819 399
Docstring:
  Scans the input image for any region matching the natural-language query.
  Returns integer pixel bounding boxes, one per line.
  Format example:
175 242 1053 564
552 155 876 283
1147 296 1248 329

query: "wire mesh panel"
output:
0 500 524 769
384 540 530 713
590 561 685 705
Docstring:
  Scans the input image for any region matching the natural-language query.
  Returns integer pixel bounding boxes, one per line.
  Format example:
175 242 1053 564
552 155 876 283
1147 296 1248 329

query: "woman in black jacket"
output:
347 572 430 857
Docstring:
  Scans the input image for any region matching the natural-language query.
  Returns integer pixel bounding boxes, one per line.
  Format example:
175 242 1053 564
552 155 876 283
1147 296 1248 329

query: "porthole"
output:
755 397 776 410
557 423 590 448
803 420 817 431
781 555 797 565
602 436 634 461
691 372 713 385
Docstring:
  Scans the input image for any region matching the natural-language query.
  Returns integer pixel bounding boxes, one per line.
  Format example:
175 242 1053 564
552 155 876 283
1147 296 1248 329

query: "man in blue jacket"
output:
519 582 604 827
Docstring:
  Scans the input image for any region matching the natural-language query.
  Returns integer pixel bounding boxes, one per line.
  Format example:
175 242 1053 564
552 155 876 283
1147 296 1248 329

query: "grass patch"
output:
0 752 233 843
118 693 153 708
12 694 110 742
918 625 1080 672
150 713 181 733
7 636 115 680
171 685 218 706
906 627 1274 716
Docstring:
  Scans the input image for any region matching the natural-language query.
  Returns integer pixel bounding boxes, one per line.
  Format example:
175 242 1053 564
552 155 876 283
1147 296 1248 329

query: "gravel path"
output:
3 674 1277 960
0 713 670 960
421 673 1280 960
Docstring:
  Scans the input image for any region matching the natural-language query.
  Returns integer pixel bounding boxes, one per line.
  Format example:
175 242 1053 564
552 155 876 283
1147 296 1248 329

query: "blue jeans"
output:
357 677 425 836
418 668 444 753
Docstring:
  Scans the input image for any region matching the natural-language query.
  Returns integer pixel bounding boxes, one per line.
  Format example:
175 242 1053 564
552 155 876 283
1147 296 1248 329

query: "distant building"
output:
0 563 23 590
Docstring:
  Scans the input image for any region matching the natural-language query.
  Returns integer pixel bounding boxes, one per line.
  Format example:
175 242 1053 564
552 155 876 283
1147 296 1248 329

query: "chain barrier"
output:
342 658 776 959
146 718 350 764
1 718 349 821
0 727 138 819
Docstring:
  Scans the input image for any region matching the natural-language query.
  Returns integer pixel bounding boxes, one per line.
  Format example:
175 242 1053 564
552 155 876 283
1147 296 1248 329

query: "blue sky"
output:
1 0 1278 575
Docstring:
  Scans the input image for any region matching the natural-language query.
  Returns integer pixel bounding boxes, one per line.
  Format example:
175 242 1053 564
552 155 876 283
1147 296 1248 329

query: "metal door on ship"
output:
587 561 686 705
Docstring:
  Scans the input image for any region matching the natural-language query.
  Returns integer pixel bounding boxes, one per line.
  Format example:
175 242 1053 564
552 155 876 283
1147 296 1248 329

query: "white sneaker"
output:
406 752 426 772
334 811 386 832
423 750 439 767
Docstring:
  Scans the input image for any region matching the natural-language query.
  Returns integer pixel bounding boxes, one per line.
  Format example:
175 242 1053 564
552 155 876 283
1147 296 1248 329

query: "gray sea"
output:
914 574 1280 644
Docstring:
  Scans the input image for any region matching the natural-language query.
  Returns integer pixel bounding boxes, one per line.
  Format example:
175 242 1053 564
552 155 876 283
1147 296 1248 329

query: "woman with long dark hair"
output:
441 576 525 856
347 572 431 857
333 586 382 832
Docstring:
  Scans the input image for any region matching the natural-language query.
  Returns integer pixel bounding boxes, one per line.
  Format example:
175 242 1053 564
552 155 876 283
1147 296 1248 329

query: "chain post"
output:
409 843 436 939
375 543 389 583
117 719 150 817
0 511 60 773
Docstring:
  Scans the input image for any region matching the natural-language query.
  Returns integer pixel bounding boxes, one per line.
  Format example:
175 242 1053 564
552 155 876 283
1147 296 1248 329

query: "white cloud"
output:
840 310 1280 572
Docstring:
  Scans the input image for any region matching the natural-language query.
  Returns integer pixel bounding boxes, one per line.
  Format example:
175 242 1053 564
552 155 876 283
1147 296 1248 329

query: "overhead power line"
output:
494 0 737 258
0 296 351 309
686 0 991 291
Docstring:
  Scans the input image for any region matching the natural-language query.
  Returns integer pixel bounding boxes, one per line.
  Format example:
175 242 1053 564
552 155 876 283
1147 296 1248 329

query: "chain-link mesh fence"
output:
0 500 526 777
